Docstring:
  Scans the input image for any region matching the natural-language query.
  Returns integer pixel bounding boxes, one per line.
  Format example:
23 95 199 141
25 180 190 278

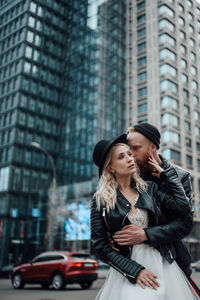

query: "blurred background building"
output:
0 0 200 269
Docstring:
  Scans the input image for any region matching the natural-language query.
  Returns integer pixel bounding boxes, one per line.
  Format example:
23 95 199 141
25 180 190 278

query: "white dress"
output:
95 208 199 300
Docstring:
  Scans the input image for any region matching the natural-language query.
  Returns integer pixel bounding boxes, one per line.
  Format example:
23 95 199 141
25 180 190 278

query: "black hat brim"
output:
98 134 127 176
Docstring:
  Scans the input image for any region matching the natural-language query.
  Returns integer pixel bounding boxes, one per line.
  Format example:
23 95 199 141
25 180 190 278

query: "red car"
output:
11 251 98 290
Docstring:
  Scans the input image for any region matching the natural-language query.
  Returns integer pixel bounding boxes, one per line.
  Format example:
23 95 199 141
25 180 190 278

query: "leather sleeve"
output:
91 197 144 283
144 166 193 247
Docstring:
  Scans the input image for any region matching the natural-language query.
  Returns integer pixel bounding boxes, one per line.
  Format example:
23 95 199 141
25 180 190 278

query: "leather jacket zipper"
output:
122 209 130 227
102 207 110 230
108 261 135 279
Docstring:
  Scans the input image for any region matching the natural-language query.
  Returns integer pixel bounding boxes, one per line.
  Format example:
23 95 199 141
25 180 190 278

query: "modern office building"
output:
0 0 126 268
126 0 200 257
0 0 66 267
57 0 126 251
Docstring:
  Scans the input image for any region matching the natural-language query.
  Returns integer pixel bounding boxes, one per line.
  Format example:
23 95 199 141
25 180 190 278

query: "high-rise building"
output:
126 0 200 257
0 0 66 267
0 0 126 268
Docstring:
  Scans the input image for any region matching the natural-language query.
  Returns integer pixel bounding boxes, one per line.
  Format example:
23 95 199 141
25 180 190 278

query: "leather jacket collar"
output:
116 183 156 215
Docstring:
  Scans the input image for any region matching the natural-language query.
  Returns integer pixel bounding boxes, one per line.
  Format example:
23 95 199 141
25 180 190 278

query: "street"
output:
0 272 200 300
0 278 105 300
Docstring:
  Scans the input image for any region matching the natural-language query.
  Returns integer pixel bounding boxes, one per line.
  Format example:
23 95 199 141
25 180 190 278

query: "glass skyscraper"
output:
0 0 126 268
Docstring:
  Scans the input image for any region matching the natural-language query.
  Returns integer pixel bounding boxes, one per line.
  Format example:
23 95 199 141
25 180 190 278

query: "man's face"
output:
127 131 154 174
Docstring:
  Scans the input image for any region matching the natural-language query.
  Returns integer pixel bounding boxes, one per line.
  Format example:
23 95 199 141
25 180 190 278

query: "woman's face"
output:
108 144 136 177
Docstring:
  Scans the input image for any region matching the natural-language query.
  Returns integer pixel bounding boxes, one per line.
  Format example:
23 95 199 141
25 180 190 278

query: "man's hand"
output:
112 224 148 245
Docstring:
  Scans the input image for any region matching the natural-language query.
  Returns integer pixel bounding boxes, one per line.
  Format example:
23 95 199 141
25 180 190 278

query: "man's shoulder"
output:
161 156 190 180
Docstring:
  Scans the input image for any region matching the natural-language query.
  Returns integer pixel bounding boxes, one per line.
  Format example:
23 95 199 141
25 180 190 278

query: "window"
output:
162 149 181 161
138 28 146 38
192 80 198 90
195 126 200 137
194 111 200 121
189 25 194 35
160 79 177 93
162 112 179 126
138 87 147 97
137 14 146 24
160 63 176 77
159 19 175 32
138 42 146 52
196 142 200 152
138 71 147 82
0 167 10 191
188 12 193 21
178 4 184 12
158 5 174 18
28 16 35 27
138 56 146 67
186 138 191 148
27 30 34 43
179 17 185 26
138 103 147 113
193 95 199 105
159 33 175 46
137 1 145 10
183 89 189 101
30 2 37 13
161 96 178 109
186 155 192 167
191 66 197 75
180 30 186 40
24 62 31 73
182 74 188 83
180 44 186 55
160 48 176 61
189 38 195 47
184 105 190 115
185 121 191 131
190 52 196 61
181 59 187 69
162 130 180 144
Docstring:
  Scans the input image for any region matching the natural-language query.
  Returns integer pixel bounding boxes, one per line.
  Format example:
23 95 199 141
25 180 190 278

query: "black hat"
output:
93 134 127 176
133 123 161 149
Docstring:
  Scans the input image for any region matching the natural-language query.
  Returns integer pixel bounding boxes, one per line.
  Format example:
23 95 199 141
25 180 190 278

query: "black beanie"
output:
133 123 161 149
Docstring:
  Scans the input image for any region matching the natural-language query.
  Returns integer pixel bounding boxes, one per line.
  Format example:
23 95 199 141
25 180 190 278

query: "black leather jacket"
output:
91 164 193 283
143 156 193 277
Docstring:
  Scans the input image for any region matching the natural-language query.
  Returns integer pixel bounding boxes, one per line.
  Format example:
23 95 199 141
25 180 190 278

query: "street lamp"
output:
31 142 57 251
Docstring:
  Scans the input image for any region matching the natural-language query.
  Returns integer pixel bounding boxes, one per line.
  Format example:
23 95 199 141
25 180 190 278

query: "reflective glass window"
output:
162 112 179 126
159 19 175 32
161 96 178 109
162 130 180 144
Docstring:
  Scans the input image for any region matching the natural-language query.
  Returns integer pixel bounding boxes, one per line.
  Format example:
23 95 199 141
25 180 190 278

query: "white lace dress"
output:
95 208 199 300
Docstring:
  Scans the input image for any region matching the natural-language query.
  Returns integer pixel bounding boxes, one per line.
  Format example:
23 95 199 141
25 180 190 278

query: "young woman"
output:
91 135 199 300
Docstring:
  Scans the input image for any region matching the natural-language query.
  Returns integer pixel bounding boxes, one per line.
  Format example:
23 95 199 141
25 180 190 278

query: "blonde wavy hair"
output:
95 143 147 212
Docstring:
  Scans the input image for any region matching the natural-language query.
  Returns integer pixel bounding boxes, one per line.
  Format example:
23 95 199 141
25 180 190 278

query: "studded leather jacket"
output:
91 164 193 283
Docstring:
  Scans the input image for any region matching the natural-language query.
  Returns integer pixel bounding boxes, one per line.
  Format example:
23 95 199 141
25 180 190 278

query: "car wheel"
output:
12 273 24 289
51 273 65 290
80 281 93 289
41 282 50 289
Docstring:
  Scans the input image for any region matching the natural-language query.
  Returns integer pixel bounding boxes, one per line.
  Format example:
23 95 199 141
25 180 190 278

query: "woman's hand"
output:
148 154 164 178
136 269 160 290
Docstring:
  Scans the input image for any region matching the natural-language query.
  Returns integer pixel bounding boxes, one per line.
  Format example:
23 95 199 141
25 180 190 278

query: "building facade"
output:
126 0 200 258
0 0 66 267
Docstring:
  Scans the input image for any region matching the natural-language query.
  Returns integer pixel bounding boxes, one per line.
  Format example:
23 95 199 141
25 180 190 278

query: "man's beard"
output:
136 159 152 177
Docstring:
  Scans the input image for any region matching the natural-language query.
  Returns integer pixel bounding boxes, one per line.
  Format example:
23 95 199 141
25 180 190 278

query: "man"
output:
113 123 194 279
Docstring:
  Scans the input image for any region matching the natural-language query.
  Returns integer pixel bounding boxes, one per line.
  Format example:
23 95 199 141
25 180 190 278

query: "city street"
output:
0 278 105 300
0 272 200 300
